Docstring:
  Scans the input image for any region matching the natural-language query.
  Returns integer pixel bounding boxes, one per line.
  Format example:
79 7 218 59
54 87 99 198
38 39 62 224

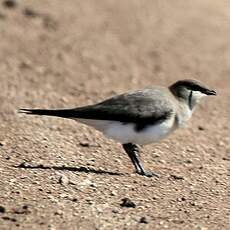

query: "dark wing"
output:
20 88 174 128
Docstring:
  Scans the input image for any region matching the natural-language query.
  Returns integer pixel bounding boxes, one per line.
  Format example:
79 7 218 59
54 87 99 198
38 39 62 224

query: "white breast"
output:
77 116 176 145
176 103 193 127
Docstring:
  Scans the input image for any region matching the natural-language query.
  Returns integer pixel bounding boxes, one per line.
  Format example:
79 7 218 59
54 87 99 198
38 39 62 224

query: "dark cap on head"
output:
169 79 216 97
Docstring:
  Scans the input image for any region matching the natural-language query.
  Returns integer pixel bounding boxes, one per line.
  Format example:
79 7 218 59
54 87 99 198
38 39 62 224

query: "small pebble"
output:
79 142 90 147
48 224 55 230
54 210 63 216
222 157 230 161
120 198 136 208
110 190 117 196
2 216 17 222
112 208 119 214
177 197 186 202
190 201 198 206
23 8 39 18
13 205 30 214
59 175 69 186
185 159 193 164
170 174 184 180
139 216 149 224
198 126 205 131
86 198 93 205
2 0 17 8
0 205 6 213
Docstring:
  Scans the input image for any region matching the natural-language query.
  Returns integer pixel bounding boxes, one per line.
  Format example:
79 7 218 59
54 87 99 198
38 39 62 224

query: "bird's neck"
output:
176 100 193 128
170 90 198 111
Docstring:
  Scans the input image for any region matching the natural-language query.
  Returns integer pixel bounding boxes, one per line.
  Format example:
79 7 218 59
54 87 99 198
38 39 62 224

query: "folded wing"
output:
19 88 174 127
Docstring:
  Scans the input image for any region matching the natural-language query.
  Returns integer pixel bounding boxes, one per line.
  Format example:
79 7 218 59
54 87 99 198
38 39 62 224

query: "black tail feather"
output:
19 108 76 118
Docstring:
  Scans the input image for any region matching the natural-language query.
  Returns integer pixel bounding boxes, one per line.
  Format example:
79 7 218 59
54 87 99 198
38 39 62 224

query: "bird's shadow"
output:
15 163 123 176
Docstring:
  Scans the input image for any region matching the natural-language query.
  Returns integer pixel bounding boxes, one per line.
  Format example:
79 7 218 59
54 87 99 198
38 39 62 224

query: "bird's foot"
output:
137 170 160 178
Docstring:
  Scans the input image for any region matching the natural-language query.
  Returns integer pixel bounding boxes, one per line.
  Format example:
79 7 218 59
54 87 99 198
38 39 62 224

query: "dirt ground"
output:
0 0 229 229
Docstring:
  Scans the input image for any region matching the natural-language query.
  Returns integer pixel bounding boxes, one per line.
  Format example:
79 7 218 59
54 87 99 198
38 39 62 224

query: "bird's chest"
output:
176 106 192 127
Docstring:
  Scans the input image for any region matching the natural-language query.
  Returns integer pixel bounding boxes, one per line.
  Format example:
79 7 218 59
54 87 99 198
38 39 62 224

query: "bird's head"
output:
169 79 216 110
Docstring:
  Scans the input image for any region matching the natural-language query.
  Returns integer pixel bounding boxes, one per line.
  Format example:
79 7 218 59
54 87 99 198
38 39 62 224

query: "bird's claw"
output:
137 170 160 178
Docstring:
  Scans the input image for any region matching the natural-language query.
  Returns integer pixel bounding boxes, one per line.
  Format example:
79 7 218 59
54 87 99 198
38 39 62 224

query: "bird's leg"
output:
122 143 141 174
122 143 159 177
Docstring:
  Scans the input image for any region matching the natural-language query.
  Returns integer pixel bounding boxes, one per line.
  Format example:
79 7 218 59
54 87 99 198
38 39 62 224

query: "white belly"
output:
77 116 176 145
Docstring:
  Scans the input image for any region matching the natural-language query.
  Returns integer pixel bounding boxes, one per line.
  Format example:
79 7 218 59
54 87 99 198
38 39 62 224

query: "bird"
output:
19 79 216 177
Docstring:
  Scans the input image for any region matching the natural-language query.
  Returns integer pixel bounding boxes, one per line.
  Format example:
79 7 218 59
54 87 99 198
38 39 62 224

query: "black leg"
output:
122 143 159 177
122 143 141 174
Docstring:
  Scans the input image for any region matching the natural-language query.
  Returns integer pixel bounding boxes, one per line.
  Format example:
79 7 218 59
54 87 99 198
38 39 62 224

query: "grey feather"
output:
20 87 175 127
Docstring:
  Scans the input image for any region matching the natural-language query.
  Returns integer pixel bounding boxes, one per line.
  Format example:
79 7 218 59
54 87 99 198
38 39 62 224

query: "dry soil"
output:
0 0 229 229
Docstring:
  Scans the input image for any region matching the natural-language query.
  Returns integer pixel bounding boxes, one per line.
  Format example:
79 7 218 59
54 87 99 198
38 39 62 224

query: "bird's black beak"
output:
204 89 217 96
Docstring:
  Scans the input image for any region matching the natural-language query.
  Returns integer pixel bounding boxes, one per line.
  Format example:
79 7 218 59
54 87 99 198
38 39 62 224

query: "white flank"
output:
77 116 176 145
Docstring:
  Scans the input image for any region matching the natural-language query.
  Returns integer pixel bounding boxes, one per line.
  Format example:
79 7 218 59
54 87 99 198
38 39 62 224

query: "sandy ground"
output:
0 0 229 229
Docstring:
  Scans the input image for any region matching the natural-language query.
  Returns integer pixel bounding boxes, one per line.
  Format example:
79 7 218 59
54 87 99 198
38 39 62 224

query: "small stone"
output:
23 8 39 18
13 205 30 214
217 141 225 147
222 157 230 161
198 126 205 131
172 219 184 224
69 180 77 185
96 207 103 213
170 174 184 180
86 198 93 205
2 216 17 222
48 224 55 230
59 175 69 186
120 198 136 208
112 208 119 214
177 197 186 202
90 182 97 188
190 201 198 206
79 142 90 147
3 0 17 8
185 159 193 164
0 206 6 213
196 226 208 230
139 216 149 224
110 190 117 196
54 210 63 216
59 193 68 198
152 196 159 200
